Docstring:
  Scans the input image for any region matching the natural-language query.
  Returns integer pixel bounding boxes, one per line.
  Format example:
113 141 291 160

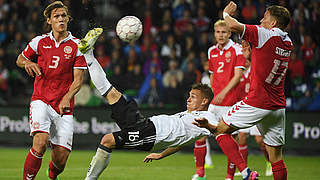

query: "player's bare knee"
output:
33 133 49 152
106 88 122 104
100 133 116 149
215 120 230 135
238 132 247 145
255 135 263 145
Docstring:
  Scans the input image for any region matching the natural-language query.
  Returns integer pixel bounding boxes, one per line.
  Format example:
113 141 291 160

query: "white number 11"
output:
265 59 288 85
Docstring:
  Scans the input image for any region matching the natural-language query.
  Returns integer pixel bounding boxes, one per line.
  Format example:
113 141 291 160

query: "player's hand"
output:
24 60 41 77
143 153 162 163
212 91 226 105
242 40 251 60
59 96 71 116
223 1 237 16
192 117 209 128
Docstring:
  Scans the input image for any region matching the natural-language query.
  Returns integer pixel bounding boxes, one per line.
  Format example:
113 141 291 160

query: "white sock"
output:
84 50 112 96
205 138 213 165
85 148 111 180
241 167 249 179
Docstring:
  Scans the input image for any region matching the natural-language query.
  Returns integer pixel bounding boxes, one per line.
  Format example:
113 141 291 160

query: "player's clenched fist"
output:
223 1 237 16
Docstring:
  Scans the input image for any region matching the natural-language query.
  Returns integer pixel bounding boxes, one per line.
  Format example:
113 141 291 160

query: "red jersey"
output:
241 25 293 109
237 67 251 102
208 40 246 106
22 31 87 114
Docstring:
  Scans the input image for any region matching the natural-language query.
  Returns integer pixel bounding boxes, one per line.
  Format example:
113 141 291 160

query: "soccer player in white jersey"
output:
16 1 87 180
76 28 219 180
194 2 293 180
192 19 246 180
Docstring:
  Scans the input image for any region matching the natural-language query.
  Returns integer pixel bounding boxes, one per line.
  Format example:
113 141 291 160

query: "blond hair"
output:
214 20 230 32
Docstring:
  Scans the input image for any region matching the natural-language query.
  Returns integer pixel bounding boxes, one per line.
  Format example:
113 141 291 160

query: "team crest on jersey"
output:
64 46 72 54
225 51 231 63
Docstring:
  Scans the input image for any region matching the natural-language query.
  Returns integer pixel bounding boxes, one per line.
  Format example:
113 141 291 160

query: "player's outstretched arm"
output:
143 146 183 163
193 118 217 134
223 1 245 34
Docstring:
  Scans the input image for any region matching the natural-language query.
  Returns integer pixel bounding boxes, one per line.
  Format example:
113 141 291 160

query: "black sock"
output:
98 144 112 153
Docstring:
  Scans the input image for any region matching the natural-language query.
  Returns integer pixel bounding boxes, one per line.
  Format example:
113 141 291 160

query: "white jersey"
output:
150 111 218 151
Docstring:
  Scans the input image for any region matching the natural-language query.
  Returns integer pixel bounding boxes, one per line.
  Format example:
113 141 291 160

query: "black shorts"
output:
111 96 156 151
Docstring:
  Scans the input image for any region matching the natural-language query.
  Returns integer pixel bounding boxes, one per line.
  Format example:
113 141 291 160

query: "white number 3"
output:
49 56 60 69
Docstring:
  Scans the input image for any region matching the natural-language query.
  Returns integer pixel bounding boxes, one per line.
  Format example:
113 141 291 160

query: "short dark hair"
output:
267 5 291 30
192 83 213 104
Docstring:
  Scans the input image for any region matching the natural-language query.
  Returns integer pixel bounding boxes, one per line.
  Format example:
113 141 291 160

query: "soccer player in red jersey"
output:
192 20 246 180
236 42 273 177
16 1 87 180
194 2 292 180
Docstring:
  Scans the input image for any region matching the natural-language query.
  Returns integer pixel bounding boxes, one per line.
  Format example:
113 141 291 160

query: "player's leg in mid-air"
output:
79 28 156 180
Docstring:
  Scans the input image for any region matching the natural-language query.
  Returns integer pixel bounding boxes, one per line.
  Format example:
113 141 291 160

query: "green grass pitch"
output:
0 147 319 179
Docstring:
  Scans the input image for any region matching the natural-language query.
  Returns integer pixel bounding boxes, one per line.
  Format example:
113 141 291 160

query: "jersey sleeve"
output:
241 24 277 49
73 49 87 69
241 24 259 47
208 47 215 74
22 36 42 60
233 44 246 69
235 54 246 69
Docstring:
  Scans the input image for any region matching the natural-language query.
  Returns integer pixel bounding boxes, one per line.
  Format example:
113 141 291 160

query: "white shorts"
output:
208 104 232 120
30 100 74 150
208 104 238 135
223 101 285 146
238 125 261 136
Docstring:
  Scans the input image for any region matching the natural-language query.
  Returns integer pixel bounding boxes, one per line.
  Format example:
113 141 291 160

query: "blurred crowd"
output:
0 0 320 111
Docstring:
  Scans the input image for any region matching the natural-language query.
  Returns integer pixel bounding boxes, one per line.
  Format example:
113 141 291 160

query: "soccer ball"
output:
116 16 142 42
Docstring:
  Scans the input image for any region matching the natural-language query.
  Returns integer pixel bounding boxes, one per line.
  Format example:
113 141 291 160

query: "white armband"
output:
223 12 230 19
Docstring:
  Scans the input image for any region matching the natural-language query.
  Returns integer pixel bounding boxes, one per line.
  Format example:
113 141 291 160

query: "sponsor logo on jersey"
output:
43 45 52 49
212 54 218 58
64 46 72 54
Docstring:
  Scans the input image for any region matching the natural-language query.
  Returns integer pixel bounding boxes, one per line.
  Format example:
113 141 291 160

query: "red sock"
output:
48 160 63 179
226 159 236 179
272 160 287 180
194 140 206 177
239 144 248 163
23 148 43 180
216 134 247 172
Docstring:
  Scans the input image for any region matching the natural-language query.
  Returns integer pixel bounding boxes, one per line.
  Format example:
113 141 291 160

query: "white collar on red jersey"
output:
49 31 73 48
271 28 289 40
216 39 234 51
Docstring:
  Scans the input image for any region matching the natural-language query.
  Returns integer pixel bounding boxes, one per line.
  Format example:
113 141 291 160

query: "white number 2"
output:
265 59 288 85
49 56 60 69
217 62 224 73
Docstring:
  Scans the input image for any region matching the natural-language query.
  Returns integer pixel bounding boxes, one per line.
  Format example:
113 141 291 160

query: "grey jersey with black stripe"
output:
150 110 218 151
